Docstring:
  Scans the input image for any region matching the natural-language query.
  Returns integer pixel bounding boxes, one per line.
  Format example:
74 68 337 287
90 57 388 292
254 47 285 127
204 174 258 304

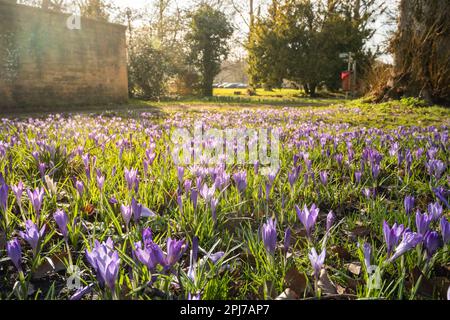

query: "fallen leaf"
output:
276 288 298 300
336 284 347 295
430 277 450 298
408 267 450 298
346 225 371 239
345 262 362 276
285 267 308 296
329 245 351 260
317 269 337 295
33 252 68 280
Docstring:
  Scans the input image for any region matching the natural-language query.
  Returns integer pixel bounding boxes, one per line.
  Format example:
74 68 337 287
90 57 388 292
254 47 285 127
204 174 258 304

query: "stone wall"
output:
0 1 128 110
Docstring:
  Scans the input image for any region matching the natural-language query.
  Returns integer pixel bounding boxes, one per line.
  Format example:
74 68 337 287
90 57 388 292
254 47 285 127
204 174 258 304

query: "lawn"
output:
0 98 448 300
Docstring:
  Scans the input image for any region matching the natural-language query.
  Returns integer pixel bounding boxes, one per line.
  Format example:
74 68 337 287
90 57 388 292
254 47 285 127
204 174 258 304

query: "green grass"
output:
0 98 448 300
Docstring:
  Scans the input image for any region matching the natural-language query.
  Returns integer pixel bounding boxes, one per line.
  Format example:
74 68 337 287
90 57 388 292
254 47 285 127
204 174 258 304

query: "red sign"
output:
341 71 351 80
341 71 352 91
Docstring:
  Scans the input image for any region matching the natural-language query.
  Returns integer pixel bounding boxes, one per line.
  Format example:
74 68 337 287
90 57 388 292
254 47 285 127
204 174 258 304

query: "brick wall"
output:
0 1 128 110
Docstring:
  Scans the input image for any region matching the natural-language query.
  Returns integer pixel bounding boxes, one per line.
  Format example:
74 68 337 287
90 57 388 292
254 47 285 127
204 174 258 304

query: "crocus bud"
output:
7 238 22 272
54 209 69 240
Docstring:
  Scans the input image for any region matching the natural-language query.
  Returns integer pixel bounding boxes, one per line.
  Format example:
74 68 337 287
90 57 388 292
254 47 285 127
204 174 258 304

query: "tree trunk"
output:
309 83 317 97
382 0 450 105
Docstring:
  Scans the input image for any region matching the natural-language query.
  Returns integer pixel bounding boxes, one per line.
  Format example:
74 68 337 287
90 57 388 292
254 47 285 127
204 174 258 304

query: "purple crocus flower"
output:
404 196 414 215
440 217 449 244
191 189 198 209
6 238 22 272
416 211 433 236
12 181 24 205
295 204 319 239
177 166 185 184
0 182 8 213
427 202 443 221
187 236 199 281
210 198 219 222
32 151 40 162
319 171 328 185
354 171 362 184
188 293 201 300
75 180 84 197
184 179 192 194
208 251 225 264
200 183 215 201
383 221 405 256
253 161 259 175
326 211 335 232
19 220 45 254
120 204 132 227
96 173 105 191
131 198 142 222
308 247 326 279
362 188 372 199
388 231 422 262
426 159 446 180
124 168 138 192
53 209 69 240
433 187 449 208
70 284 94 300
165 238 186 268
233 171 247 194
424 231 441 259
335 153 343 166
85 238 121 292
142 227 153 246
288 169 298 188
38 163 46 178
27 187 45 217
362 243 371 271
261 218 277 255
134 240 165 271
283 227 291 255
177 195 183 214
191 236 199 264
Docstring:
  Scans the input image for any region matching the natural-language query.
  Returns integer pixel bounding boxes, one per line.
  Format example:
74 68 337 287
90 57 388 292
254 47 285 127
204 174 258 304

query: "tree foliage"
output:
186 4 233 97
127 34 172 100
247 0 382 95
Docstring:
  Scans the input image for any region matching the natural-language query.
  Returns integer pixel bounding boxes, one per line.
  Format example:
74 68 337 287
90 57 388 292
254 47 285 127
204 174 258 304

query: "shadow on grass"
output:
0 95 346 119
0 101 167 119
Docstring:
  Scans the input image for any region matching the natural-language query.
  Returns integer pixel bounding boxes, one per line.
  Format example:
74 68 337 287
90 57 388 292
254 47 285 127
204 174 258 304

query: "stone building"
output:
0 1 128 109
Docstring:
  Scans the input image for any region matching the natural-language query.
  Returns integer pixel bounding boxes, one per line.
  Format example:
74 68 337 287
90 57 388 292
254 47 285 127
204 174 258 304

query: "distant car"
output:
223 83 236 88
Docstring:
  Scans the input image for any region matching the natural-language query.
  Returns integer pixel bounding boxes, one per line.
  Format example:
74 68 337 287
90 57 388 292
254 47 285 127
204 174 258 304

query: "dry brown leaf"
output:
430 277 450 298
346 225 371 239
329 245 351 260
276 288 299 300
33 252 68 280
408 267 450 298
317 269 337 295
336 284 347 295
285 267 308 296
345 262 362 276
